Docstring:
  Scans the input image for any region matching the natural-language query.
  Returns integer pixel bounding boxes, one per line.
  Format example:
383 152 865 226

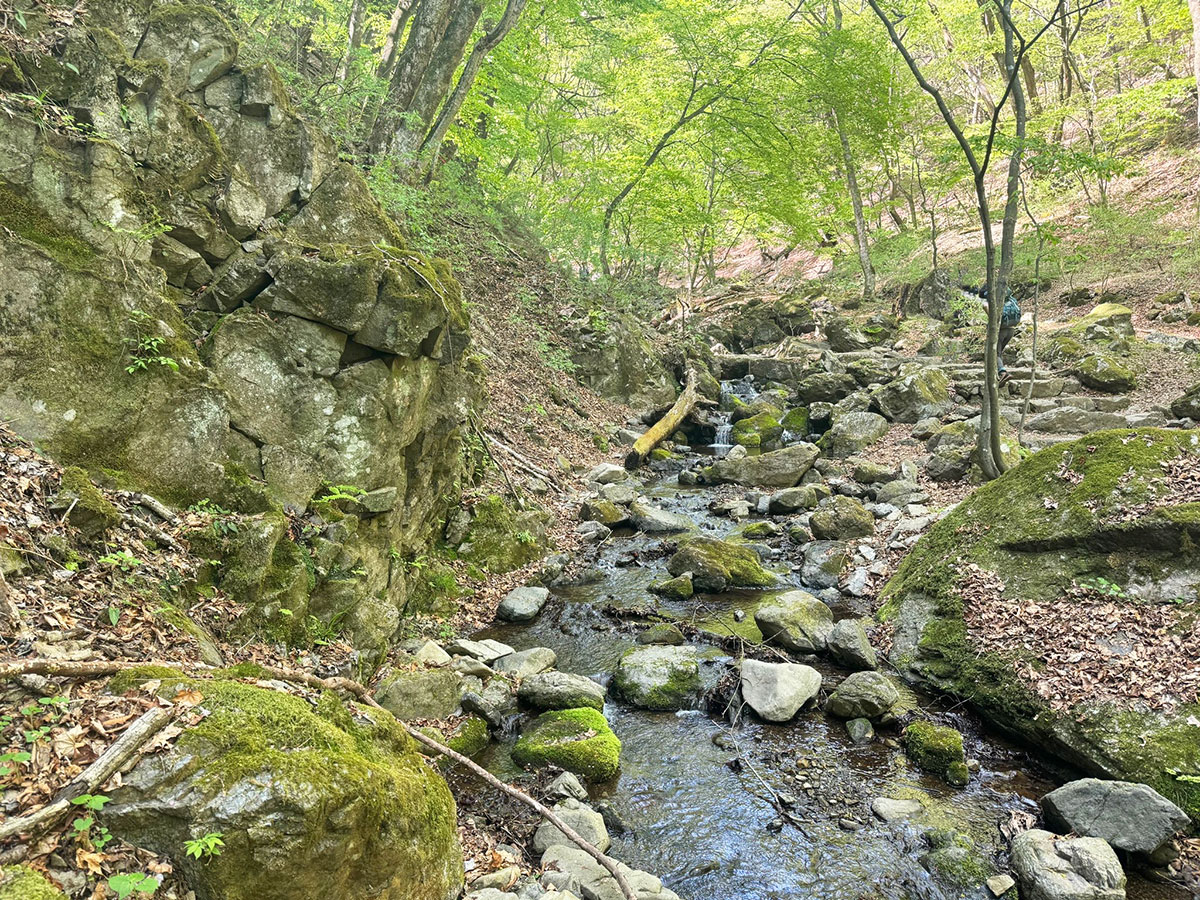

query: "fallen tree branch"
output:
625 369 700 470
1 659 639 900
0 705 175 842
485 433 561 487
125 492 179 525
122 511 182 551
469 415 525 507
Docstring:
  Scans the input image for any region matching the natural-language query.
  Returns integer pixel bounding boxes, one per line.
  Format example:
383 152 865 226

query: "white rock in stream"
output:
739 659 822 722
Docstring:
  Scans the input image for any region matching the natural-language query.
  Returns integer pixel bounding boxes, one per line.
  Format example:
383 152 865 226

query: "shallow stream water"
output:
476 458 1183 900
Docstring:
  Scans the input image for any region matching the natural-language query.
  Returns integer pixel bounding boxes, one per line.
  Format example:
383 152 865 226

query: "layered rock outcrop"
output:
0 0 479 649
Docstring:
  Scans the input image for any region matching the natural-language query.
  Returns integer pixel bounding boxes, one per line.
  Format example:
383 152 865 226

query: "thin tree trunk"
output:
378 0 415 79
418 0 528 173
368 0 457 155
335 0 367 84
390 0 483 159
1190 0 1200 134
833 108 875 298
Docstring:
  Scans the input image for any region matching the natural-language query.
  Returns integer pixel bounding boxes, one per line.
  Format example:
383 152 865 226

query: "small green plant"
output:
516 530 536 546
0 750 32 778
124 311 179 375
189 499 240 536
1078 576 1126 598
100 549 143 571
71 794 115 848
107 872 158 899
184 831 225 859
317 483 367 503
1168 768 1200 784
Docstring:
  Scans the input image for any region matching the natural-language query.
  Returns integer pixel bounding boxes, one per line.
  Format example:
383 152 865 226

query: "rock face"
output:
754 590 834 653
882 429 1200 822
1010 830 1126 900
739 659 822 722
1041 779 1189 855
0 0 477 651
825 671 900 719
106 671 462 900
612 646 701 710
701 443 820 487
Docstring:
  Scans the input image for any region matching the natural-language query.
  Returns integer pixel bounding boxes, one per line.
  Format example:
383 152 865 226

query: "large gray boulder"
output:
1041 779 1189 856
628 499 696 534
739 659 822 722
701 443 820 487
375 667 464 719
497 586 550 623
801 541 850 590
810 496 874 541
826 618 878 670
493 647 557 678
1024 407 1127 433
518 672 607 712
612 646 700 711
754 590 834 653
869 366 952 423
533 799 611 855
822 411 889 458
1011 830 1125 900
540 845 682 900
825 671 899 719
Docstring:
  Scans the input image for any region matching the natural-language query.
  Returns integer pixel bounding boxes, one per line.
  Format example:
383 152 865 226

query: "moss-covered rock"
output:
881 429 1200 820
54 465 122 538
106 673 463 900
810 495 874 541
0 866 68 900
511 707 621 782
666 537 777 593
581 498 627 526
460 495 550 573
821 411 890 458
869 366 951 423
445 716 490 758
649 573 694 601
612 645 701 710
1076 353 1136 392
1172 383 1200 420
732 412 784 449
905 721 969 786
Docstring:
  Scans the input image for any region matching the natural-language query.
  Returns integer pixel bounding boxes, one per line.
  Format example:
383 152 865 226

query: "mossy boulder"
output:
821 411 889 458
700 442 821 487
810 495 874 541
666 537 777 593
754 590 834 653
649 573 694 601
612 645 701 710
869 366 951 423
905 721 969 786
1171 383 1200 420
106 672 463 900
460 495 550 573
1076 302 1134 336
445 716 490 758
511 707 621 782
0 866 67 900
1075 353 1136 393
732 411 784 449
53 465 122 538
881 429 1200 820
781 406 810 433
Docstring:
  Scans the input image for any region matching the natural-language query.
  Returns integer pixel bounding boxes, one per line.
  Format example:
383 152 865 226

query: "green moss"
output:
668 537 777 590
0 866 67 900
445 716 489 758
59 465 122 531
511 707 621 782
781 407 810 432
732 412 783 448
0 184 95 270
460 494 550 573
650 448 675 461
108 664 186 695
215 661 269 680
734 522 778 540
905 721 968 786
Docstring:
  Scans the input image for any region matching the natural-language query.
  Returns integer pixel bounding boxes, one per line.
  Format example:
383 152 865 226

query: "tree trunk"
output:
833 109 874 298
1191 0 1200 134
625 370 700 470
368 0 456 155
335 0 367 84
418 0 527 173
378 0 414 80
390 0 483 160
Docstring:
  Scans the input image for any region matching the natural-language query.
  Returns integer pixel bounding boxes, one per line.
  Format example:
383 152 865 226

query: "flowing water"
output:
476 447 1185 900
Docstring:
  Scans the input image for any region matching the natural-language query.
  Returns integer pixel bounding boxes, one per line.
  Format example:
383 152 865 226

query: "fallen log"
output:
624 369 700 470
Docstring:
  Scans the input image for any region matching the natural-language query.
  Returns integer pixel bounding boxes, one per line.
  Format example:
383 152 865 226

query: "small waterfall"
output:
714 423 733 447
